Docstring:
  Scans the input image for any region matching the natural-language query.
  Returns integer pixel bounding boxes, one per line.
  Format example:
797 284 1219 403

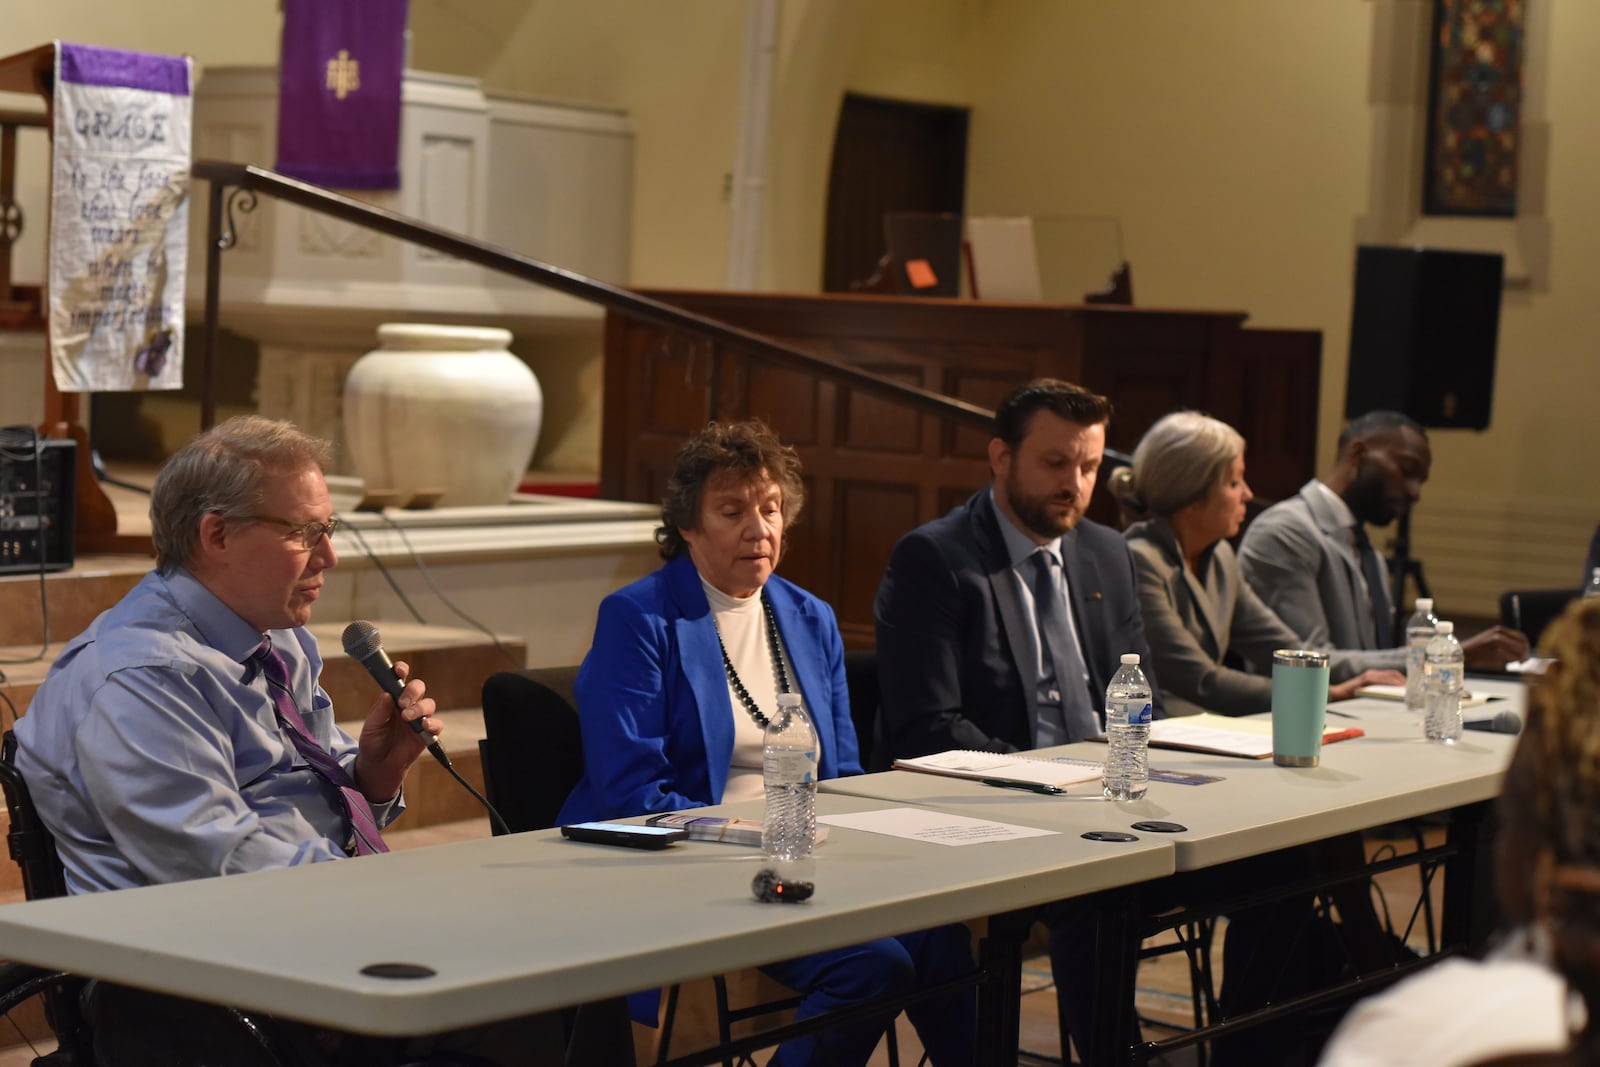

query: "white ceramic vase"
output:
343 323 543 507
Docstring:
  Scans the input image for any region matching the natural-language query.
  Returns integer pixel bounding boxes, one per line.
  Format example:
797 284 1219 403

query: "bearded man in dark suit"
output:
875 378 1162 761
873 378 1163 1063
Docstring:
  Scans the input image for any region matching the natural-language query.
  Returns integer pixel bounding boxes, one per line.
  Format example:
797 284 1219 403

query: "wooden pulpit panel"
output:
835 361 923 454
1210 327 1322 504
602 290 1318 647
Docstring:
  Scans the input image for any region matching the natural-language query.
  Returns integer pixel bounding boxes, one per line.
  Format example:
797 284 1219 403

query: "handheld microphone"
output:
1463 710 1522 734
341 620 452 768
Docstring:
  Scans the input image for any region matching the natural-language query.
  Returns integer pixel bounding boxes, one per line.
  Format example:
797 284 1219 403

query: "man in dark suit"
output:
874 378 1161 762
872 378 1161 1063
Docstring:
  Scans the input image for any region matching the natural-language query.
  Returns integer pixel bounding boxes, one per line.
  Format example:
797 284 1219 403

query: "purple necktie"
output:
252 639 389 856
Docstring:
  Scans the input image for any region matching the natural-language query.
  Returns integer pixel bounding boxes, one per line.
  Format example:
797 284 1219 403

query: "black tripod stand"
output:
1385 510 1430 636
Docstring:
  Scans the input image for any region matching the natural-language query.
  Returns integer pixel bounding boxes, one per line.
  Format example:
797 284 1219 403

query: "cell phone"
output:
559 822 690 850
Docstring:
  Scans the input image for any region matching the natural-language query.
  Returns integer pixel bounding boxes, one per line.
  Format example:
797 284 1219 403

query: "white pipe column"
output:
724 0 781 290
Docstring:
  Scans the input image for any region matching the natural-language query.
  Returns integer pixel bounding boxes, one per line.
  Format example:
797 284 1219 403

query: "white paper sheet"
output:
965 216 1042 301
892 749 1102 789
817 806 1059 847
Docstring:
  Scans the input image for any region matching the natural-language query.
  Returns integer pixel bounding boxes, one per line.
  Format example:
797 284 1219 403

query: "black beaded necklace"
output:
714 591 791 728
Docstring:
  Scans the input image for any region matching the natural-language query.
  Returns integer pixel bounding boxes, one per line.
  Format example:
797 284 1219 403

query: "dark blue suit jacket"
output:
557 553 861 825
873 489 1162 761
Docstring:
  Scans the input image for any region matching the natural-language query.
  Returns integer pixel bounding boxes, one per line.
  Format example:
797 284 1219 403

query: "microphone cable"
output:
371 511 524 669
342 620 511 838
335 517 429 625
430 740 510 838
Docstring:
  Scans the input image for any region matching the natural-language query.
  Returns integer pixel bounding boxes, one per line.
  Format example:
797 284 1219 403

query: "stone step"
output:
307 621 524 721
0 640 72 717
0 554 150 647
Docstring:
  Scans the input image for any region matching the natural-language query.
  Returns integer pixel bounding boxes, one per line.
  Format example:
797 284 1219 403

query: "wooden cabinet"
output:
603 290 1319 648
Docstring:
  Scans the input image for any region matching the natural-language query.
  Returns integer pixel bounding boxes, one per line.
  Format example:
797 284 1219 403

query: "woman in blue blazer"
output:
557 420 975 1067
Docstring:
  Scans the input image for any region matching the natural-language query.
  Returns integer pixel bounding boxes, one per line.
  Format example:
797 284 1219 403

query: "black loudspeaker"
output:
1345 245 1504 430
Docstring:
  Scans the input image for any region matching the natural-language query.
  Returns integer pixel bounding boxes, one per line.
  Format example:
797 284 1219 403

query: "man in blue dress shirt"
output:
14 416 608 1065
17 415 438 891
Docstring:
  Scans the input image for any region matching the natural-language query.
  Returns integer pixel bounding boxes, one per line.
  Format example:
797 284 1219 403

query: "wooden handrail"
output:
191 160 995 434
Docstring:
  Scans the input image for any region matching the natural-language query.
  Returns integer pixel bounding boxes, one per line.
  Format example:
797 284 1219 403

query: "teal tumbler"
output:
1271 649 1330 767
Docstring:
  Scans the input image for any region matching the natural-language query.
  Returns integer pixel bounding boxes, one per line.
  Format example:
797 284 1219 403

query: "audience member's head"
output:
1331 410 1431 527
989 379 1113 542
150 415 333 576
656 419 804 596
1498 598 1600 1059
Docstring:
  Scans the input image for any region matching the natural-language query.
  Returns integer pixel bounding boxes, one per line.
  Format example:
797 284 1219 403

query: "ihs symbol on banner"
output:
325 50 361 100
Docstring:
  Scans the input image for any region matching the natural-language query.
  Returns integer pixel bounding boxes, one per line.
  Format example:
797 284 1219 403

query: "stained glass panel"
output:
1423 0 1525 217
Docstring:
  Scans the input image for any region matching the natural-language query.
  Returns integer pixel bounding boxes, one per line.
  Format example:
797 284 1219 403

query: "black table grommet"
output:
1081 830 1140 843
360 963 437 980
1130 820 1187 833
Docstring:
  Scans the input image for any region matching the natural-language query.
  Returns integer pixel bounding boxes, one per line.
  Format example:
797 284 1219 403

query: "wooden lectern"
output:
0 43 151 555
604 290 1322 648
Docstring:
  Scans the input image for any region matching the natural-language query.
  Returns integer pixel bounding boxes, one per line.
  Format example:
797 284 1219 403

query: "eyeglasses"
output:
245 515 341 550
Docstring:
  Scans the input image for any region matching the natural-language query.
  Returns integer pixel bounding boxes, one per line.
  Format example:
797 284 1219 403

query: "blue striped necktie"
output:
252 638 389 856
1031 550 1101 744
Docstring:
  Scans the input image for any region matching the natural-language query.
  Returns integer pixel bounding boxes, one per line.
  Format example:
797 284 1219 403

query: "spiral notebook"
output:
1140 714 1364 759
891 750 1104 790
1355 684 1496 708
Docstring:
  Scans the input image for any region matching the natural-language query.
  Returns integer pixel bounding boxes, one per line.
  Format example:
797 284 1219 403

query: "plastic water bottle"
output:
1585 567 1600 599
1423 621 1464 744
1404 597 1437 712
1102 653 1153 801
762 692 819 872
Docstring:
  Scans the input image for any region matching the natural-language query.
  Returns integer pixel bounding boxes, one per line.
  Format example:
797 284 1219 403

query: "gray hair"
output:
150 415 333 574
1107 411 1244 520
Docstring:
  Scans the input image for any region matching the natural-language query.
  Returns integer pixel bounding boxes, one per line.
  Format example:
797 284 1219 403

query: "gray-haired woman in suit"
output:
1108 411 1401 717
1110 411 1411 1062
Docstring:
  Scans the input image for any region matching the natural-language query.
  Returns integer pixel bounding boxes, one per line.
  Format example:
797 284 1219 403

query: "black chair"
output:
478 669 913 1067
1500 588 1580 649
479 668 803 1066
0 730 93 1065
843 649 889 773
478 667 585 835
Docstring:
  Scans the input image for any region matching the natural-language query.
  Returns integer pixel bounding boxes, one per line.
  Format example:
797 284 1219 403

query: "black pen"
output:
981 778 1065 795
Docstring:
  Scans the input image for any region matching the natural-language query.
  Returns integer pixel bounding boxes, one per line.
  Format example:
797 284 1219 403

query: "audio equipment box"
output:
0 429 76 574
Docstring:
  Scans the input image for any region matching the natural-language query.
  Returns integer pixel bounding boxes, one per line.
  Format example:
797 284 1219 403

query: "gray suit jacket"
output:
1236 481 1406 671
1126 518 1363 717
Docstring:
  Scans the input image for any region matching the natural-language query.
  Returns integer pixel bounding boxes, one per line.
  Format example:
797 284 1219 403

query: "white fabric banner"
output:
48 42 193 392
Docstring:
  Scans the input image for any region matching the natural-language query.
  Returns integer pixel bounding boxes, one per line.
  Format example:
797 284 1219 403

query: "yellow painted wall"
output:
0 1 280 67
408 0 973 289
6 1 1596 610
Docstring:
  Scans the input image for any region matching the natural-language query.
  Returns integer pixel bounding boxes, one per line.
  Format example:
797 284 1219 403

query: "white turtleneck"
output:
702 578 795 803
